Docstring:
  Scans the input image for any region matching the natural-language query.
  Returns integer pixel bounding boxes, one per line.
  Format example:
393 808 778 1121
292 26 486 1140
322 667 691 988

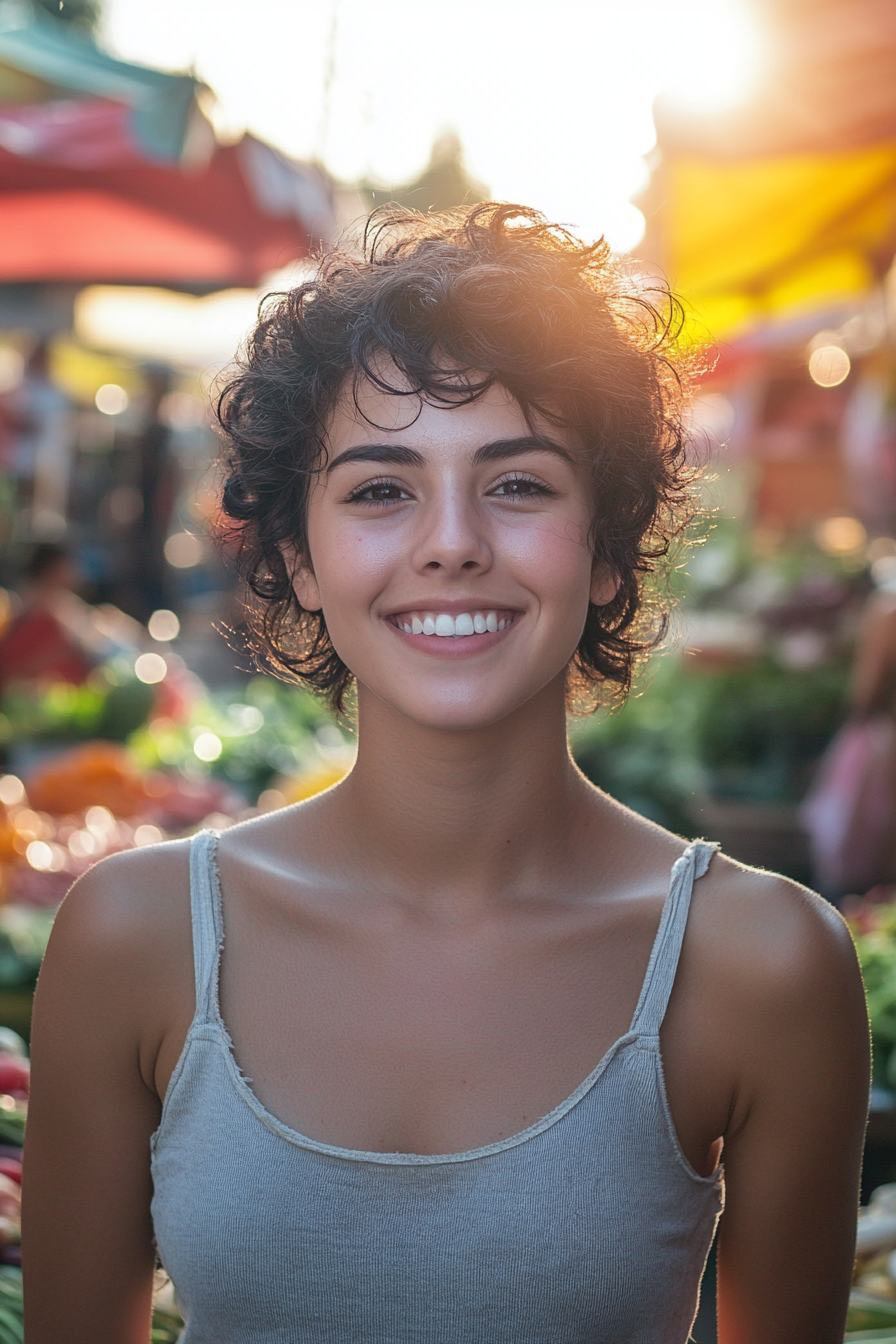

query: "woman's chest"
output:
212 896 728 1168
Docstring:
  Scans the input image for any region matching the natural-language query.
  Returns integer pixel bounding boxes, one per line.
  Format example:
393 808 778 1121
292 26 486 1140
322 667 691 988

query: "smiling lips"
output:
390 611 515 638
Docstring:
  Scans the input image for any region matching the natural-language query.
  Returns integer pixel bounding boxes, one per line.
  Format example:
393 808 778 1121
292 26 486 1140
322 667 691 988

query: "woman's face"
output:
296 374 614 731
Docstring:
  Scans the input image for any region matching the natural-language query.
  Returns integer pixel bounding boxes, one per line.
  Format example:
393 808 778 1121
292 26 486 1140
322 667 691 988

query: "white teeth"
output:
398 610 510 637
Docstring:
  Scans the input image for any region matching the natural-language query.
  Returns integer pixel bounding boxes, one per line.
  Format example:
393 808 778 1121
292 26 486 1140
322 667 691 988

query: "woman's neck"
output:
325 675 597 911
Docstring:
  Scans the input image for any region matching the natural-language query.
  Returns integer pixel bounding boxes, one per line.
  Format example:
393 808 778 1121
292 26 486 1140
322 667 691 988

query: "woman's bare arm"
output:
712 879 869 1343
23 842 193 1344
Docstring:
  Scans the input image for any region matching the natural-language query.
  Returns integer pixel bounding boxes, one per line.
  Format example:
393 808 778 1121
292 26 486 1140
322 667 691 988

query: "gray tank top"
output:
151 832 724 1343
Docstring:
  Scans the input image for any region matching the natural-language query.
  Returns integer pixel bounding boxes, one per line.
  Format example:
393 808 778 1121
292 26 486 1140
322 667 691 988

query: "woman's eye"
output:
490 477 552 499
347 480 410 504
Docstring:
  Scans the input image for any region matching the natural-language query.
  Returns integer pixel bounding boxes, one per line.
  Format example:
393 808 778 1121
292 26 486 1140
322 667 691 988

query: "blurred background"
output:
2 0 896 1336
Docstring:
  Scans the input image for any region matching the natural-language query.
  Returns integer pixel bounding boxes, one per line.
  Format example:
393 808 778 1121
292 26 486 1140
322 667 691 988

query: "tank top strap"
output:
188 829 224 1025
629 839 718 1037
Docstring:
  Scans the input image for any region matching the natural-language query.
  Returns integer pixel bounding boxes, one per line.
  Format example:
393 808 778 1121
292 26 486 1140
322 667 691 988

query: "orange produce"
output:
25 742 157 817
0 811 17 864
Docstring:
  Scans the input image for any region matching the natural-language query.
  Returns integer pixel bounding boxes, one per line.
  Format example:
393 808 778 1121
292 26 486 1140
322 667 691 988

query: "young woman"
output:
25 206 869 1343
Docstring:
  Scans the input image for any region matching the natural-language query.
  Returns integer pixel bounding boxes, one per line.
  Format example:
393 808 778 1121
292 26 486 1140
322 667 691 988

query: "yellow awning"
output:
652 141 896 341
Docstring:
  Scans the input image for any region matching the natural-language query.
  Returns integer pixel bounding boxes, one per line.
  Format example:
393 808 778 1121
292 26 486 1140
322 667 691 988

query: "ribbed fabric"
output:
150 834 724 1343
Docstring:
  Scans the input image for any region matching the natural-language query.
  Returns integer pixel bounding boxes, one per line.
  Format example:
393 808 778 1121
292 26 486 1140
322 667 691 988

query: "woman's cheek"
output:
315 519 403 604
497 515 593 600
311 528 404 669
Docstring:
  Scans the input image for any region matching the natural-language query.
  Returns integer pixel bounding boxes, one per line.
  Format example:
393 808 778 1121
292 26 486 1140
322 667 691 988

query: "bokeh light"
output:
134 824 164 847
95 382 130 415
148 609 180 642
193 732 223 762
257 788 286 812
26 840 65 872
0 776 25 807
134 652 168 684
164 532 204 568
85 806 116 839
816 516 867 556
808 346 851 388
68 829 99 858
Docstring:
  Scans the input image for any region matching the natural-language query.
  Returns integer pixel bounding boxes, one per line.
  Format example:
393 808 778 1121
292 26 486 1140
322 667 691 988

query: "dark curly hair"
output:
217 202 699 713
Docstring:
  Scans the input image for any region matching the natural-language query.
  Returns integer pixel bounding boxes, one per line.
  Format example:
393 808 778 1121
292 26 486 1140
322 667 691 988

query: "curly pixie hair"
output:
217 203 698 713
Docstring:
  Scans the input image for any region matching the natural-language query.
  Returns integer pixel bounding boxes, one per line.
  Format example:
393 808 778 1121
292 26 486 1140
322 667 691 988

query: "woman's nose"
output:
411 491 492 576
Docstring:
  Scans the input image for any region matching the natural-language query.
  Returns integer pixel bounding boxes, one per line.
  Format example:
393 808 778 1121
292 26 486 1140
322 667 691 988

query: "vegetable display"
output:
0 673 354 909
837 896 896 1340
0 670 155 748
569 650 848 838
0 1269 24 1344
846 896 896 1090
848 1183 896 1338
0 1022 186 1339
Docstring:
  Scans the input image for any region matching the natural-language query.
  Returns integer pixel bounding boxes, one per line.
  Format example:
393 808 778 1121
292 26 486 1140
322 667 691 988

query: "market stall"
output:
625 5 896 1335
629 0 896 890
0 4 333 287
0 2 334 617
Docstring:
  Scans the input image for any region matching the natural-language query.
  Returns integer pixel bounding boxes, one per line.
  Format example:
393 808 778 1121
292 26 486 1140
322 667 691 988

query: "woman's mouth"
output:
387 610 517 638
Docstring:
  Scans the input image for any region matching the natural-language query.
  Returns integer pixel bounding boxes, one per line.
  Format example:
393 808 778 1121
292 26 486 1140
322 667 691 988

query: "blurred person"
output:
851 577 896 722
0 542 144 693
0 386 19 475
126 364 178 622
27 207 868 1344
803 570 896 896
6 340 74 541
0 543 92 691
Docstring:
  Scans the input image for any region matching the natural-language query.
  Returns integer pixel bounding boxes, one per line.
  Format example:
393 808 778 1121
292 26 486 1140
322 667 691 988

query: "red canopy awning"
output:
0 12 333 288
0 131 331 287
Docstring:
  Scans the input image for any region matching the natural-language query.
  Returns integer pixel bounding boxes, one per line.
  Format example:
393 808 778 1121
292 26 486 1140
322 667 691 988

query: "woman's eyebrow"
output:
471 435 574 466
327 444 425 473
327 435 572 474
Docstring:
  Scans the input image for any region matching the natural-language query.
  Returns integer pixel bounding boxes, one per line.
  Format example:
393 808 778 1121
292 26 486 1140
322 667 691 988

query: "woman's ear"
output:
288 552 323 612
590 561 619 608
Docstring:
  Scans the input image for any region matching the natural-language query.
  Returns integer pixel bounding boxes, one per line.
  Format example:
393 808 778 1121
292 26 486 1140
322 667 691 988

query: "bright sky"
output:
101 0 763 254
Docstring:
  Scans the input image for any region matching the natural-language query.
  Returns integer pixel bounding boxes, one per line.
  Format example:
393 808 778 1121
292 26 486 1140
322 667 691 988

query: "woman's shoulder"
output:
41 839 195 1034
610 793 853 966
30 839 198 1105
606 799 860 1013
687 848 863 1026
54 836 193 948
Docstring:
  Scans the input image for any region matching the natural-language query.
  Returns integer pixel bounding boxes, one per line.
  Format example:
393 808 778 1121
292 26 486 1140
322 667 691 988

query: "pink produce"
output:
0 1159 21 1186
0 1174 21 1222
0 1055 29 1098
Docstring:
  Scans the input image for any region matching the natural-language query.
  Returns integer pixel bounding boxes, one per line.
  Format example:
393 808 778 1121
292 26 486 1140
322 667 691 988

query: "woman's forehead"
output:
326 372 573 459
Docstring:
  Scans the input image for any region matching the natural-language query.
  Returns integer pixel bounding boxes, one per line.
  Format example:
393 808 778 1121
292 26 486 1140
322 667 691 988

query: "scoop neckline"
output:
196 832 703 1167
207 1013 643 1165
